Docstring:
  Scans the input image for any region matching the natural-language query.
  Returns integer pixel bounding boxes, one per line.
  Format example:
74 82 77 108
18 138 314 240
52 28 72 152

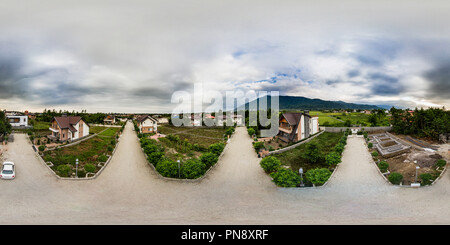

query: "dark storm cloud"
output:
368 73 403 96
424 62 450 100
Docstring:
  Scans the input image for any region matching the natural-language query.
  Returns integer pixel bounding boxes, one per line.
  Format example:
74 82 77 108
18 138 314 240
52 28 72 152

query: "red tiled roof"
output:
281 112 302 126
53 116 82 130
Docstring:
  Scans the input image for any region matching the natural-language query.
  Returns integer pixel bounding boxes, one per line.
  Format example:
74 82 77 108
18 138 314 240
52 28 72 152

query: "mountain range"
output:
236 95 385 111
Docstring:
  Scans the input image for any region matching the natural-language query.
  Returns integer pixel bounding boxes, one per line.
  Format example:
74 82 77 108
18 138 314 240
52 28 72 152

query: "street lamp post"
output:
299 168 304 187
177 160 181 178
75 158 79 178
415 166 420 183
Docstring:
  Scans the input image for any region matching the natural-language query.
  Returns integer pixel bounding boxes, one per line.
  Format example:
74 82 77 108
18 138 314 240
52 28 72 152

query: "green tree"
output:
156 159 179 178
84 164 96 173
209 142 225 156
302 142 322 164
181 159 206 179
305 168 332 186
270 168 301 187
260 156 281 173
247 128 255 136
57 164 72 177
0 111 12 138
199 152 219 168
388 172 403 185
325 152 342 166
377 161 389 172
419 173 434 186
148 151 164 166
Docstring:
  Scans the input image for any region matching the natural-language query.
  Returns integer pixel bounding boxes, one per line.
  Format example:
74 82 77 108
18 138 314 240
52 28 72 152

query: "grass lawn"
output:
158 125 227 148
98 127 121 137
273 132 344 174
90 126 108 134
30 120 51 130
309 111 391 127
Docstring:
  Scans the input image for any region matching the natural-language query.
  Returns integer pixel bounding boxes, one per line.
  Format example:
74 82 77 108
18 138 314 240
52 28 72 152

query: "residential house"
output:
191 114 202 126
6 115 28 127
157 117 169 124
137 115 158 133
103 115 116 125
48 116 90 142
277 112 319 143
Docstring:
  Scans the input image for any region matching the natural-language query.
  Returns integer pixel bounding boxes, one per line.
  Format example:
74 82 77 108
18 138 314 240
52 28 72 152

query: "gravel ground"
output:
1 122 450 224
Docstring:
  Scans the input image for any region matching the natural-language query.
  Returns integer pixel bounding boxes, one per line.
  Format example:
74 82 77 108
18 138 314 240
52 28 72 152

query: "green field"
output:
309 111 390 127
98 127 121 137
158 125 227 148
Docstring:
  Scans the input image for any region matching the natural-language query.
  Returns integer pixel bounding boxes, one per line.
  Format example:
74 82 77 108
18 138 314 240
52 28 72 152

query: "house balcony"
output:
279 126 292 134
49 127 59 133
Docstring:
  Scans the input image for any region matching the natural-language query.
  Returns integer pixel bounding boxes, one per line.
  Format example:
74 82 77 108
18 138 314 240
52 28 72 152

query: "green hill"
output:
237 95 382 111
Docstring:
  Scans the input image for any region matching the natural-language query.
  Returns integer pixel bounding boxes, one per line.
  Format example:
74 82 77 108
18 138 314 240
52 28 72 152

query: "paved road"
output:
1 122 450 224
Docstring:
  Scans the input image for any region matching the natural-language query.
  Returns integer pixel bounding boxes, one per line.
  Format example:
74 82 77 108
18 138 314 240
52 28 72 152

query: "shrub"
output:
260 156 281 173
270 168 301 187
252 141 265 153
156 159 179 178
209 142 225 156
334 143 345 155
84 163 96 173
143 144 158 155
368 142 373 148
180 159 206 179
98 155 108 162
305 168 332 186
225 127 234 136
325 152 342 166
377 160 389 172
148 151 164 166
77 169 86 178
302 142 322 164
269 146 275 151
199 152 219 168
247 128 255 136
436 159 447 168
38 145 46 152
111 139 116 145
419 173 434 186
371 151 379 157
107 146 113 152
57 164 72 177
388 172 403 185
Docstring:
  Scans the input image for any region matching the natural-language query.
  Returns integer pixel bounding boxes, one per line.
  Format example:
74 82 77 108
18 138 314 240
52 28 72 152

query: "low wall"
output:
89 124 122 128
320 126 392 133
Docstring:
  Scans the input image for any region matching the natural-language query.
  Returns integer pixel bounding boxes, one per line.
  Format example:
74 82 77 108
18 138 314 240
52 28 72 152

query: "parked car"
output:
1 161 15 179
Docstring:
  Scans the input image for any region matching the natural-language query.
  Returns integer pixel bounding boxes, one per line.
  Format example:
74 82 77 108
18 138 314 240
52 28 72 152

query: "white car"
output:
1 161 15 179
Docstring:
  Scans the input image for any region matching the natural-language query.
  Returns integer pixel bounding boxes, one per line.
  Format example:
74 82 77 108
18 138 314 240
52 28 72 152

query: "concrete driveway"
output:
1 122 450 224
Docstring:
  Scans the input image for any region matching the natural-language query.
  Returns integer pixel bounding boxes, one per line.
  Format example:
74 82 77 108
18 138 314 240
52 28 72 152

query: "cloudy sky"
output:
0 0 449 113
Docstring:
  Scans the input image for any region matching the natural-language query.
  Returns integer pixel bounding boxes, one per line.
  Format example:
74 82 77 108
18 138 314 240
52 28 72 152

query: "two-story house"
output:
48 116 90 142
137 115 158 133
278 112 319 143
